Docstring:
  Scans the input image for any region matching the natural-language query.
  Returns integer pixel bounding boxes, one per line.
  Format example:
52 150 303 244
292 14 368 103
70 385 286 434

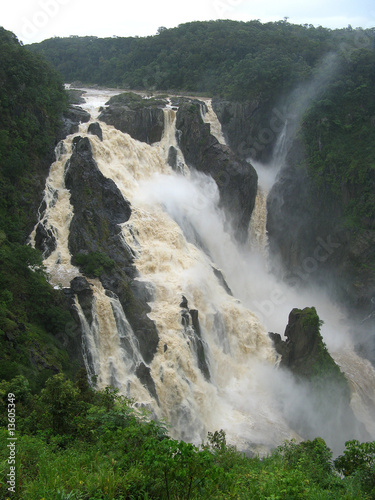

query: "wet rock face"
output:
65 136 132 257
180 296 210 381
88 122 103 141
59 105 90 140
266 137 375 344
176 102 258 244
212 98 279 163
98 92 166 144
135 362 160 404
34 221 56 258
269 307 370 448
69 276 95 327
65 136 159 364
269 307 327 378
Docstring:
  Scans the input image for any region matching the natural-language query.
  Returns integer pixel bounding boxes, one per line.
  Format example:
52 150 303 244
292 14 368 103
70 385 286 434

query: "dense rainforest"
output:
0 27 76 392
27 19 373 101
0 20 375 499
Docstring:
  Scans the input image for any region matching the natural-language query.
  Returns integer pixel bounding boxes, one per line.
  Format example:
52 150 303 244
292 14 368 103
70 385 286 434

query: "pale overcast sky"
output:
3 0 375 45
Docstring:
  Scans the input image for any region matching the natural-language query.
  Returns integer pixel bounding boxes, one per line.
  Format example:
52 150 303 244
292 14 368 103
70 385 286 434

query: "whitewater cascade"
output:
200 99 227 145
31 88 375 454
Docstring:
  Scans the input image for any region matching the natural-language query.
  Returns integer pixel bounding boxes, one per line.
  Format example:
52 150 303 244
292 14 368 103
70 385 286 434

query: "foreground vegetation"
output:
0 372 374 499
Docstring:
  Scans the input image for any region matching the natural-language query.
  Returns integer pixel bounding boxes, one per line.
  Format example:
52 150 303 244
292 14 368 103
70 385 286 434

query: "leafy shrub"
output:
74 251 115 277
335 440 375 495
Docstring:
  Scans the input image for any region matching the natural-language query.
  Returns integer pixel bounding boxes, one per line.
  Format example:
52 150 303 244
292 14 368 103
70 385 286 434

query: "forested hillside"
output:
0 27 75 391
28 20 374 100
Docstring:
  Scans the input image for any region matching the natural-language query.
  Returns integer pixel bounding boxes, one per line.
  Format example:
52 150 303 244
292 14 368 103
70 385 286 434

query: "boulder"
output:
88 122 103 141
98 92 166 144
59 105 90 139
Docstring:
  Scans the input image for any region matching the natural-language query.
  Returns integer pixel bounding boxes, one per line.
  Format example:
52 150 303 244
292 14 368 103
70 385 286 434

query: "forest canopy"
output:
27 20 375 101
0 27 72 391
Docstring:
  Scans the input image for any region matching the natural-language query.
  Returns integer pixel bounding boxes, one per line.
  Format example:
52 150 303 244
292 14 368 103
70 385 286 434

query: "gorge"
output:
29 86 375 456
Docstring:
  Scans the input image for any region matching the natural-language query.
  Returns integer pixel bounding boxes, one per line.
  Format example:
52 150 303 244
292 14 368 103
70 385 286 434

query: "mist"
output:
135 165 375 454
99 53 374 451
248 51 341 192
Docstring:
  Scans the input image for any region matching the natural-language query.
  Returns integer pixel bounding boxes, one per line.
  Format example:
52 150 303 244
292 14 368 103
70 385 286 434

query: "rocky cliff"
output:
212 94 375 364
98 92 166 144
212 98 280 162
269 307 369 448
175 101 258 243
64 134 159 366
266 135 375 362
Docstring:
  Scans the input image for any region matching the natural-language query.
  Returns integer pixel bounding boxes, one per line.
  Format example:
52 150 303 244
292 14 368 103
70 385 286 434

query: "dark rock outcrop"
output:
212 98 281 162
98 92 166 144
66 88 86 105
70 276 93 294
34 221 56 258
70 276 94 326
212 266 233 296
65 137 132 257
135 362 160 405
167 146 178 170
269 307 335 378
176 101 258 243
88 122 103 141
180 296 210 380
65 136 159 365
269 307 369 450
59 105 90 140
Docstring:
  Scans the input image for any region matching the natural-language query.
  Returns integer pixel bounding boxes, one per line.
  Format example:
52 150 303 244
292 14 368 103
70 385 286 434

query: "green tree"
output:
39 373 79 435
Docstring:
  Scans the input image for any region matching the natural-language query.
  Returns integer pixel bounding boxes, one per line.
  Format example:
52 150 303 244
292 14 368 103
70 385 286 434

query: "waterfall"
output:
74 279 153 401
32 88 375 454
161 104 189 175
248 187 269 256
29 135 80 287
89 126 281 446
200 99 227 145
246 120 288 257
270 119 289 169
